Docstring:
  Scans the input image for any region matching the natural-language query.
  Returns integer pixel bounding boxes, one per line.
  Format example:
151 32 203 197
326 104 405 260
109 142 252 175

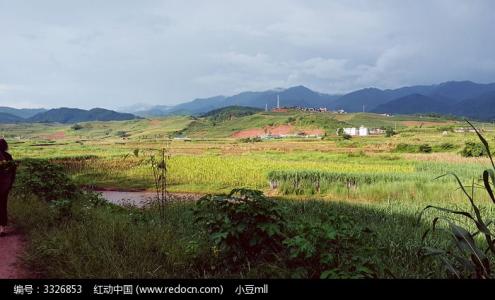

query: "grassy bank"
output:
9 187 495 279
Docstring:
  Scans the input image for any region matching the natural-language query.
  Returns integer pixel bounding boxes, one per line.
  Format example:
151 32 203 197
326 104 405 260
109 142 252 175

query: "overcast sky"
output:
1 0 495 109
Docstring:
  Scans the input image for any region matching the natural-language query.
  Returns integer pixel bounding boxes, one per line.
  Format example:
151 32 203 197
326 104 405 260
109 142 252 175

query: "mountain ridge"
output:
0 107 140 124
3 80 495 122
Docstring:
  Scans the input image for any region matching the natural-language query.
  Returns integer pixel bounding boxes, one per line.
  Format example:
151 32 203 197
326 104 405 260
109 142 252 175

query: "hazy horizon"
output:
1 0 495 109
3 79 495 111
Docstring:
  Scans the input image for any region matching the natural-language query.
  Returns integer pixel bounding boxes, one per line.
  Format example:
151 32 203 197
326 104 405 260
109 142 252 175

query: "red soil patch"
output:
44 131 66 140
233 125 295 138
149 120 161 126
232 128 267 138
268 124 294 135
301 129 325 136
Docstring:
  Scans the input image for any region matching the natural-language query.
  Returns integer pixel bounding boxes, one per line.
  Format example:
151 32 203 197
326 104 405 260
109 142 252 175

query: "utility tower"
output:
277 95 280 109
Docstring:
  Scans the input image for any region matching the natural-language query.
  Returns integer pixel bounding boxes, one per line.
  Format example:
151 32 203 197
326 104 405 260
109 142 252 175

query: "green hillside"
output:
178 110 347 138
200 106 263 122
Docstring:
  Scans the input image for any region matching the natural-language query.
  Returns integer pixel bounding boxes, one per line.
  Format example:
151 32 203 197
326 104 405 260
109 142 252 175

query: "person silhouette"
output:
0 139 16 237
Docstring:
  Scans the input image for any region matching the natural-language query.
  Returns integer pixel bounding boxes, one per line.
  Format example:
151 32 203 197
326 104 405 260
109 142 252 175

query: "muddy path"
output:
0 230 31 279
0 190 204 279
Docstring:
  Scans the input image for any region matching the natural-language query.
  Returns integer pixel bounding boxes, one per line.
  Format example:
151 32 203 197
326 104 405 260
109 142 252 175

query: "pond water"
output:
97 190 202 207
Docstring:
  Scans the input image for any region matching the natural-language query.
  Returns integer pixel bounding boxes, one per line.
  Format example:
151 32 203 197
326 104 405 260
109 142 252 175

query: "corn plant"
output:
149 148 170 222
418 120 495 279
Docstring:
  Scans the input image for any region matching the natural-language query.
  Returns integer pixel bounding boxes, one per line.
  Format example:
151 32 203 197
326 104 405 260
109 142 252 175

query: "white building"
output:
343 128 357 136
342 126 369 136
359 126 369 136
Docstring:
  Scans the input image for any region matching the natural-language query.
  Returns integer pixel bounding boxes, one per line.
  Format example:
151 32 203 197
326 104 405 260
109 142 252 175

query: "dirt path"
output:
0 191 202 279
0 229 31 279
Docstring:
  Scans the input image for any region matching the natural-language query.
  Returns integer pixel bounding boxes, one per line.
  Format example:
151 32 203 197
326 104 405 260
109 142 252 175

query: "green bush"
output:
49 199 73 222
460 142 489 157
342 134 352 140
385 127 396 137
115 131 130 138
193 188 286 265
239 137 262 143
284 219 376 279
394 143 418 153
419 144 432 153
439 142 456 151
194 188 377 278
71 124 83 131
15 159 80 202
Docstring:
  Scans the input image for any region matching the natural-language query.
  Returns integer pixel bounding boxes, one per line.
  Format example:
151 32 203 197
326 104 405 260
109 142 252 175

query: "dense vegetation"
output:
200 106 263 122
3 112 495 279
7 163 472 278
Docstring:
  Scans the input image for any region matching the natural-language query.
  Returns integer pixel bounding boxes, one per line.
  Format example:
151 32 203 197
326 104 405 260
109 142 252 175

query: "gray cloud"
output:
0 0 494 109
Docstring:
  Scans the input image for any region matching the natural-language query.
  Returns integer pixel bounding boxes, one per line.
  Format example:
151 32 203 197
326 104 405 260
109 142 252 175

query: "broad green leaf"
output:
484 169 495 204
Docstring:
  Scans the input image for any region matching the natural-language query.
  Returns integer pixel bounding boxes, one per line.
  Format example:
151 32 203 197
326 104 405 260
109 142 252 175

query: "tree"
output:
71 123 83 131
385 127 396 137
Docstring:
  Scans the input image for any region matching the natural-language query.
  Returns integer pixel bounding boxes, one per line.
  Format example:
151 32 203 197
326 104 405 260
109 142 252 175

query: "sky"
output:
1 0 495 109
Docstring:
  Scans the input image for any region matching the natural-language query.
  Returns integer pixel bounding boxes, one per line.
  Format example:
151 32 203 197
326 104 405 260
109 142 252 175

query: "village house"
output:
341 126 385 137
369 128 386 135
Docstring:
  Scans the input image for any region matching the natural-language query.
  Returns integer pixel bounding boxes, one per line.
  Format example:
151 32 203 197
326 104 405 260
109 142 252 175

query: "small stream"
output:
97 190 203 207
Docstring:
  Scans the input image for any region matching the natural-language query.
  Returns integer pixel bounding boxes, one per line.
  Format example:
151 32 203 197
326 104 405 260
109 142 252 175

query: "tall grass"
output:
11 189 491 278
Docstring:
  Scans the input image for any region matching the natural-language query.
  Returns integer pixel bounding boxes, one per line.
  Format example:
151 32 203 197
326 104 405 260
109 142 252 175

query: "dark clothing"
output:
0 184 10 226
0 151 15 226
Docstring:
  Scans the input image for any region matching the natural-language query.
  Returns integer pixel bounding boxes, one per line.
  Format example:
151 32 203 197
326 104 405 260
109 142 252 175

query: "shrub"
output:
240 137 262 143
284 219 376 279
116 131 130 138
419 144 432 153
385 127 396 137
71 124 83 131
15 159 79 202
194 188 378 278
49 199 73 222
193 188 286 265
342 134 352 140
394 143 417 153
439 142 455 151
460 142 489 157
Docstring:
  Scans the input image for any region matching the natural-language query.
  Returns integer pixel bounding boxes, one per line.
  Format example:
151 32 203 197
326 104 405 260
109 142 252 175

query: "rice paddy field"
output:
5 113 494 200
4 111 495 278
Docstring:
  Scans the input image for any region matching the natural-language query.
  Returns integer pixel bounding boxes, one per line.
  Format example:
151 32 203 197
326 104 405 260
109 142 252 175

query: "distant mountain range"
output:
132 86 340 117
121 81 495 121
2 80 495 123
0 107 47 119
0 107 140 123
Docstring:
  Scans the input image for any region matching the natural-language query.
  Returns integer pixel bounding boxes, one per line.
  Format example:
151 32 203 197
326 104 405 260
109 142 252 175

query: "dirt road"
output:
0 230 30 279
